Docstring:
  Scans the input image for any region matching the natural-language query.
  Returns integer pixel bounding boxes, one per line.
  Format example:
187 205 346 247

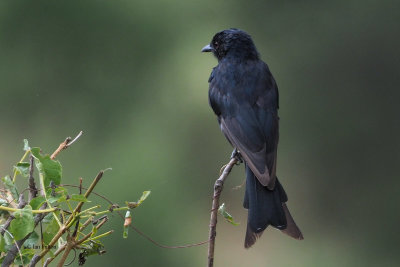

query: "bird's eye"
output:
214 41 219 48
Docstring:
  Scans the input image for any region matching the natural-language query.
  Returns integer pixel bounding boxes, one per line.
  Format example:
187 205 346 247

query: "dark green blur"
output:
1 1 399 266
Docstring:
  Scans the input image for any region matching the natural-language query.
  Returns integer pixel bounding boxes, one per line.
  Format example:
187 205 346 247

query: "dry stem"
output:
28 155 38 201
207 156 238 267
50 131 83 160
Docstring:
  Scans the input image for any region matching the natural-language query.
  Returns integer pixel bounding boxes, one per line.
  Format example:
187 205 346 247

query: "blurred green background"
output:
1 0 399 266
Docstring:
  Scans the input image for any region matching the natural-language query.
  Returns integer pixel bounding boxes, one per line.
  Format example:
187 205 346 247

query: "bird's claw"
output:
231 148 243 165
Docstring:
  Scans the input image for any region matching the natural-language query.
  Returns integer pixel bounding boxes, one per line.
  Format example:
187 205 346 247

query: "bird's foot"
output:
231 148 243 165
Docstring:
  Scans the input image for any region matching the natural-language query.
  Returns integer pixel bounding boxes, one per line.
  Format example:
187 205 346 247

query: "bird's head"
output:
201 28 259 61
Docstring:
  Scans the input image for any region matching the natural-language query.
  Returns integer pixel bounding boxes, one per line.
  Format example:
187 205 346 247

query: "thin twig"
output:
66 131 83 147
28 155 38 202
50 131 83 160
76 217 108 245
71 171 104 221
61 184 211 249
232 179 245 191
0 205 56 214
131 223 211 248
80 217 93 231
50 137 71 160
57 235 75 267
72 177 83 238
207 156 238 267
43 243 67 267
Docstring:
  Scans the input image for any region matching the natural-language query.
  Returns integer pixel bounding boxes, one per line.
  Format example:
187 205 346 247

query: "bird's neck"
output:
219 54 259 65
220 50 259 63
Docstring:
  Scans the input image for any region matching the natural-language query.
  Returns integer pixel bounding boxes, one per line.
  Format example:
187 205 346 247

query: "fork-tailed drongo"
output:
202 29 303 248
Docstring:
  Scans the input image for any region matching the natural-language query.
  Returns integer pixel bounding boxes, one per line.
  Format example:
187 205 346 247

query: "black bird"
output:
202 29 303 248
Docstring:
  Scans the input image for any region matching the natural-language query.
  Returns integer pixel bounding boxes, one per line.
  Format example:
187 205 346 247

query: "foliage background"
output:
0 1 399 266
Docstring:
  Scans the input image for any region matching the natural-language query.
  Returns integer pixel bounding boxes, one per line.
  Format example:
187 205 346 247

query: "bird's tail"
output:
243 165 303 248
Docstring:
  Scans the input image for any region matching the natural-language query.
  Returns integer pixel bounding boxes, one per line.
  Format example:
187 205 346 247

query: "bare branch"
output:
56 235 75 267
66 130 83 147
207 156 238 267
50 131 83 160
73 171 103 218
72 177 83 238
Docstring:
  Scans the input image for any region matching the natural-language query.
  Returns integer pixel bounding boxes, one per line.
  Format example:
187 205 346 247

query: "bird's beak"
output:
201 44 213 52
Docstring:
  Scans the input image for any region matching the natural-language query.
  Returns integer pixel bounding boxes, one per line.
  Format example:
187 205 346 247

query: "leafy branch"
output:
0 132 150 266
1 131 243 267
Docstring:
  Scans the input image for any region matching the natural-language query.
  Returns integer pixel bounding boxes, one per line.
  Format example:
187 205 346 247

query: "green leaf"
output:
9 205 35 240
0 233 5 252
14 248 35 265
29 196 46 210
218 203 239 226
45 187 67 204
55 187 67 194
138 191 151 204
47 195 60 204
70 194 89 202
56 195 67 203
1 229 14 253
22 231 39 249
3 229 13 246
43 215 60 245
23 139 30 151
2 176 19 201
42 212 54 224
13 162 30 178
31 147 62 187
0 198 8 206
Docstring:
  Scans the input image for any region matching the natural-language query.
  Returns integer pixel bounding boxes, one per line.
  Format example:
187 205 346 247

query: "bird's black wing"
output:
209 62 279 189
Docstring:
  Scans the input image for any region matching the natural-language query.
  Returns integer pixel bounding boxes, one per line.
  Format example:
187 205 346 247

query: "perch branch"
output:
207 155 239 267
